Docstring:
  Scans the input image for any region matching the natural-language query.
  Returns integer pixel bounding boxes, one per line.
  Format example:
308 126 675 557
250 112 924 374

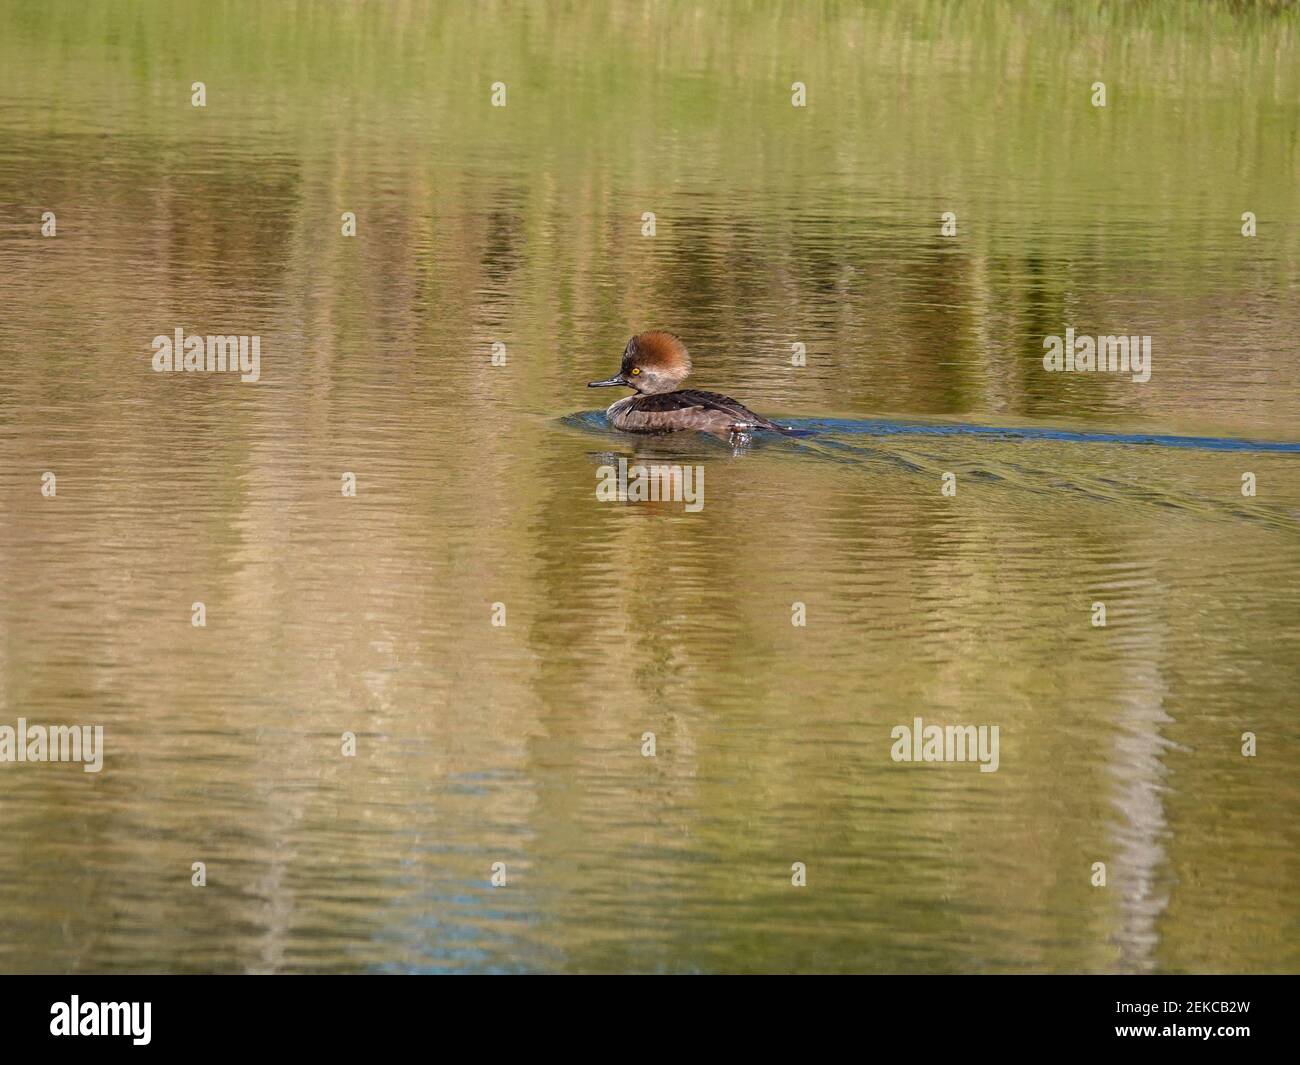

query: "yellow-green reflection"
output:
0 0 1296 973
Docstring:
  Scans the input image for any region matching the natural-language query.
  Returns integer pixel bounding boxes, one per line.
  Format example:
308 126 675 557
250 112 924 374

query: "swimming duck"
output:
588 331 797 438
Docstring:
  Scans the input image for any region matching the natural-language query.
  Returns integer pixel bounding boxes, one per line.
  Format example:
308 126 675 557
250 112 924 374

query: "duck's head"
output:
588 331 691 395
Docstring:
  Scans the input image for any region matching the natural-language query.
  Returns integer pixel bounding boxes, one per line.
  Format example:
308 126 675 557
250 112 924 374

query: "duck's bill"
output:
587 374 627 388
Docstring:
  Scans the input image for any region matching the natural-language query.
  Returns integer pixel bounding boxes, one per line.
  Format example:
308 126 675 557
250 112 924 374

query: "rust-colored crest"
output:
625 331 692 376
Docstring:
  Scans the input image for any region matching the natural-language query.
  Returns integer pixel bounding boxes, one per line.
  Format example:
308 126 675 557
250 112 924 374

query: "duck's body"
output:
589 331 796 438
604 389 787 435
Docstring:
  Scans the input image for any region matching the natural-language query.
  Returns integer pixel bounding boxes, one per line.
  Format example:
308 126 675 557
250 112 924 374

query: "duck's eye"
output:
630 368 641 376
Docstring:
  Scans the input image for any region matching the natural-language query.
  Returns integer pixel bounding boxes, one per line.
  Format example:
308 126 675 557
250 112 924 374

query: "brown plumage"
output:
588 331 796 438
621 330 692 384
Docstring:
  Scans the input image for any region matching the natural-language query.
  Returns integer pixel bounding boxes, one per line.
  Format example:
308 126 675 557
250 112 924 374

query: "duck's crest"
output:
627 331 692 377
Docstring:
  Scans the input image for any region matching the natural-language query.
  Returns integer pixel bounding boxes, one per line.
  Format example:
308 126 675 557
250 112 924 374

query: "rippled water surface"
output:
1 1 1297 973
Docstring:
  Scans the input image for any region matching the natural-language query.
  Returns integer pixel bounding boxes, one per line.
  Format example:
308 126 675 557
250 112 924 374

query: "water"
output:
0 0 1297 973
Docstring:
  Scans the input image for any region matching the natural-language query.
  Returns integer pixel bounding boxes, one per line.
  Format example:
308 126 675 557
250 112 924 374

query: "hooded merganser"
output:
588 331 796 437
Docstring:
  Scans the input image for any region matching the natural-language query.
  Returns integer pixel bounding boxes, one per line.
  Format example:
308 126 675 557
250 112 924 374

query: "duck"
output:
588 331 799 438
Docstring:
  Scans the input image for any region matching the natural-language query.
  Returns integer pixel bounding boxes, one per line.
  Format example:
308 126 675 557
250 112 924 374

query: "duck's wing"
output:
633 389 787 431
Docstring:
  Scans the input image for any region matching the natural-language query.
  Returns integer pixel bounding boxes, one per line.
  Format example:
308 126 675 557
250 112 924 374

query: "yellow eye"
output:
630 368 641 375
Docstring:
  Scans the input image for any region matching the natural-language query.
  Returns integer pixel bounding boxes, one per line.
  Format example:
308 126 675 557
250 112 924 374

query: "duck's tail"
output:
751 419 813 437
729 411 813 437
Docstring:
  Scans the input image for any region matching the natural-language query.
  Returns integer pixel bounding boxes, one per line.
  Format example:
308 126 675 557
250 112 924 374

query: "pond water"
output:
0 0 1296 973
